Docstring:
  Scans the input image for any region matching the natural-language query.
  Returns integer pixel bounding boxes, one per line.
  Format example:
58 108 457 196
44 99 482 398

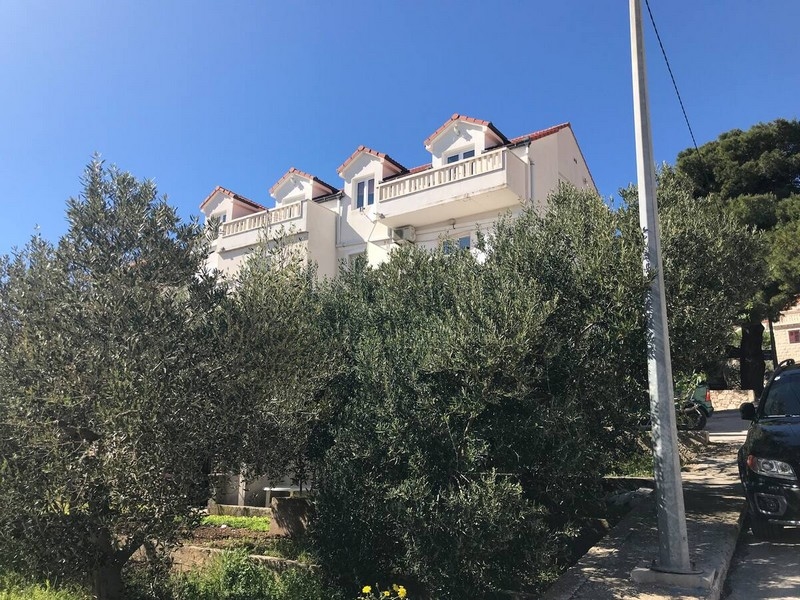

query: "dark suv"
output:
738 359 800 538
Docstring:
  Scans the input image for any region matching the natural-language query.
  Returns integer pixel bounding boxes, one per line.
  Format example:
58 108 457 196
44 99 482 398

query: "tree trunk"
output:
91 556 125 600
740 321 765 395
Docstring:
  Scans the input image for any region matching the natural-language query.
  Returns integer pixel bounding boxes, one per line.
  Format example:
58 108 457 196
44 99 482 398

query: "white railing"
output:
220 202 303 238
378 148 506 202
268 201 303 225
221 212 270 237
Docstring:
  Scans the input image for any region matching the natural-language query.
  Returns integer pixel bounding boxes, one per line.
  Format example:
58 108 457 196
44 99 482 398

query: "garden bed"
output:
179 515 314 567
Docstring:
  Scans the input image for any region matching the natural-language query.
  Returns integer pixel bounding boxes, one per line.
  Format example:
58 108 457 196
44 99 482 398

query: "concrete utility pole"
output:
629 0 691 574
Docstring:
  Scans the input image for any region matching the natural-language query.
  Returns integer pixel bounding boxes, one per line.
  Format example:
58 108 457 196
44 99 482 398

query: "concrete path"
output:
707 409 749 445
722 526 800 599
543 408 758 600
542 407 800 600
543 440 745 600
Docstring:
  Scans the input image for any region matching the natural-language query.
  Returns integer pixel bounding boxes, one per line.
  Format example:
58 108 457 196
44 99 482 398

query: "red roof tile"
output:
424 113 509 147
199 185 266 211
269 167 338 197
508 122 571 145
337 145 406 175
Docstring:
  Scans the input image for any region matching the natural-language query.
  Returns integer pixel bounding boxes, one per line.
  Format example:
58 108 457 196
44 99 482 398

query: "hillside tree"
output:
620 167 766 381
0 159 228 600
676 118 800 390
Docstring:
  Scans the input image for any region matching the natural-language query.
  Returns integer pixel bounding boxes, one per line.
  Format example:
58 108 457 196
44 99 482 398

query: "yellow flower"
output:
397 586 407 598
383 592 390 598
362 585 372 594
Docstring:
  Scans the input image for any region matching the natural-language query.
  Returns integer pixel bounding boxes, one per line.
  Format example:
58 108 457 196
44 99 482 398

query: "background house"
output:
200 113 596 281
773 300 800 364
198 113 597 508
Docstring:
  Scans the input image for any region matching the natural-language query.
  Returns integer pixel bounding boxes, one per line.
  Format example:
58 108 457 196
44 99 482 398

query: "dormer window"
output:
356 178 375 209
446 149 475 164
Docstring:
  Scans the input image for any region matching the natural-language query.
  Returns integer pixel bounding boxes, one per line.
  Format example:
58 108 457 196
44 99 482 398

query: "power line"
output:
643 0 707 169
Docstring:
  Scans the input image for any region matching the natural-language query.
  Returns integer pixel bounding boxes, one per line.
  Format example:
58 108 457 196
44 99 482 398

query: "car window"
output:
762 370 800 416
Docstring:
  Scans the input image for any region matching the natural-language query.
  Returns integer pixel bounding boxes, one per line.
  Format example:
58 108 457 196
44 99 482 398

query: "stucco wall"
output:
306 201 338 279
773 302 800 363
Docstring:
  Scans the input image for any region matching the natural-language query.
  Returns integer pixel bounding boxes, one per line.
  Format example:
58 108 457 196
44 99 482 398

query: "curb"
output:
704 504 747 600
542 441 746 600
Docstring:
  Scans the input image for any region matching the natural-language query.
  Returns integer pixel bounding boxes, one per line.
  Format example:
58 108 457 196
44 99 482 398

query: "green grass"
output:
169 550 344 600
0 574 89 600
215 538 315 563
608 448 654 478
201 514 271 531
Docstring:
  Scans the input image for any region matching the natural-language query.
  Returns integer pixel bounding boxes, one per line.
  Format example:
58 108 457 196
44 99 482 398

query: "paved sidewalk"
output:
543 440 745 600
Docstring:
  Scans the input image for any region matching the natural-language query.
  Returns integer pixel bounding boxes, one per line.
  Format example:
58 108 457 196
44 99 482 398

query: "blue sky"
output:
1 1 798 255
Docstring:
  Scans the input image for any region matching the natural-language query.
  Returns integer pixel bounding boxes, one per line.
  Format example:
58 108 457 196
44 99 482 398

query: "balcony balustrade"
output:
376 147 527 227
379 149 505 202
220 201 304 239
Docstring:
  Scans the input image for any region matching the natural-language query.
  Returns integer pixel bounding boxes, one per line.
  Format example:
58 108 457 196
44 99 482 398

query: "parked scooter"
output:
675 381 713 430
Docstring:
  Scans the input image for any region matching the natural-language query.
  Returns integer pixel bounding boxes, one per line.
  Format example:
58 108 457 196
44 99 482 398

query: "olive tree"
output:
676 119 800 390
217 238 340 486
306 178 762 598
620 167 766 381
310 185 651 598
0 159 227 599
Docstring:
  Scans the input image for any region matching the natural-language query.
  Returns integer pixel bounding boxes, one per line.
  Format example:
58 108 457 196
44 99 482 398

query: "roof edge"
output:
269 167 338 197
199 186 266 211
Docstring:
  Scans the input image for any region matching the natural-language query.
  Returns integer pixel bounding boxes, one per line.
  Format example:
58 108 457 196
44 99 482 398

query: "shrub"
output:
170 551 343 600
0 572 90 600
310 187 650 598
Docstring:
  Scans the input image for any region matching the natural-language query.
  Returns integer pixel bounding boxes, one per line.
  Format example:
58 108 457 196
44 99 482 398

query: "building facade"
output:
200 114 596 279
773 301 800 364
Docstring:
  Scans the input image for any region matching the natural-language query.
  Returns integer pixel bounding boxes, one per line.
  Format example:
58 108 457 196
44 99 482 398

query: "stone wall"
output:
206 501 272 518
710 389 756 410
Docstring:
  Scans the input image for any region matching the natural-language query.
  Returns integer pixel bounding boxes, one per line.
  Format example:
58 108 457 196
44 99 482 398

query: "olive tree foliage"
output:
309 186 651 598
0 160 227 600
217 238 339 486
619 167 766 379
676 118 800 390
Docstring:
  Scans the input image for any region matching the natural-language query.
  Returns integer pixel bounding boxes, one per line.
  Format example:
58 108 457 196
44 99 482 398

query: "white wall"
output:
428 121 488 169
529 134 560 210
556 128 596 194
305 200 338 279
338 153 391 258
201 192 263 222
774 302 800 363
273 177 312 205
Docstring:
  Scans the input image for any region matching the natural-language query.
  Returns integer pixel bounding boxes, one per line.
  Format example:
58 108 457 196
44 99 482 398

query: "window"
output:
446 149 476 164
762 370 800 416
356 178 375 209
213 213 227 223
443 235 471 255
790 330 800 344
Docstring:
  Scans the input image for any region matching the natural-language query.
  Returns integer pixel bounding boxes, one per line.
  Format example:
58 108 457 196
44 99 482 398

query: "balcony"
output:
215 201 305 251
376 147 527 227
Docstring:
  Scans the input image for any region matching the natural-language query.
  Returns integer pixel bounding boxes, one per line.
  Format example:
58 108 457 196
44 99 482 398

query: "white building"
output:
773 301 800 365
200 114 596 279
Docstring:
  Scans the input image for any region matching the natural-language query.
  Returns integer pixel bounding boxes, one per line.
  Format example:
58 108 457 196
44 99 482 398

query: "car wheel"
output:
751 515 781 540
